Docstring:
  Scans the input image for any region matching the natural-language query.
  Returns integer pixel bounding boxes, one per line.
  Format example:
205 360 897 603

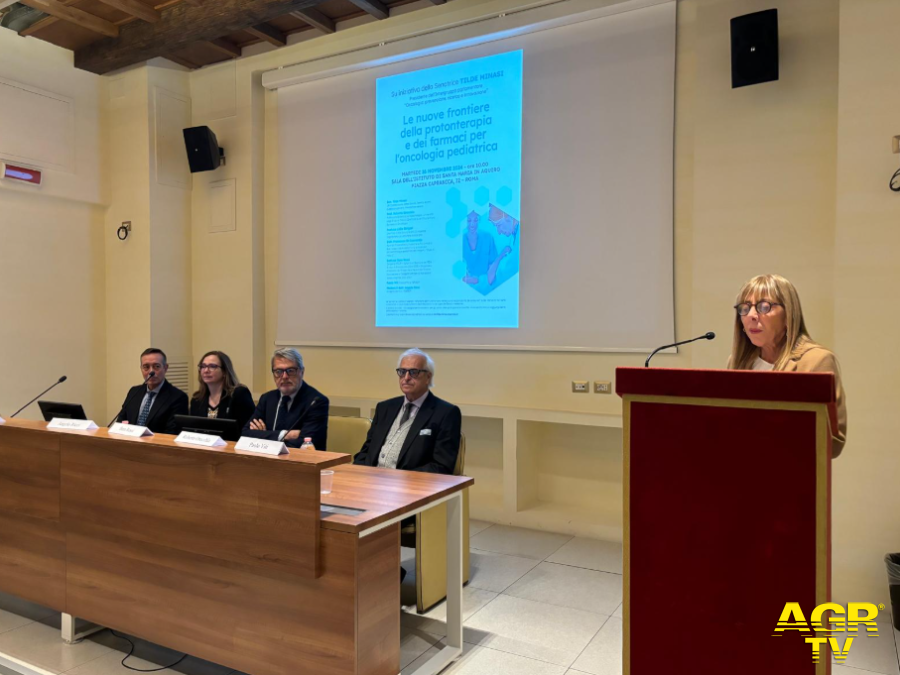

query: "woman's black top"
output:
190 385 255 430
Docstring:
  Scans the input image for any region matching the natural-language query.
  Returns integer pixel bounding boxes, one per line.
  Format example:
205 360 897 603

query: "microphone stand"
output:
10 376 67 418
645 332 716 368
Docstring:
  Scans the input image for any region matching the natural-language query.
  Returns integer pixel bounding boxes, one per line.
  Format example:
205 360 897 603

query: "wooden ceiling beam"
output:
20 14 59 36
245 21 286 47
74 0 323 74
206 37 241 58
290 7 334 34
165 53 198 69
348 0 388 21
95 0 160 23
19 0 119 37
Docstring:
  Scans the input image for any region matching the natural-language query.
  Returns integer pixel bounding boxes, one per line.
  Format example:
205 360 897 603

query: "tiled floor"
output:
0 521 898 675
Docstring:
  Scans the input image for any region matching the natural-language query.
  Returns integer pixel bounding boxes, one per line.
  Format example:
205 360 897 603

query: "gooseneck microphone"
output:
645 332 716 368
10 375 68 418
285 396 320 433
107 372 153 427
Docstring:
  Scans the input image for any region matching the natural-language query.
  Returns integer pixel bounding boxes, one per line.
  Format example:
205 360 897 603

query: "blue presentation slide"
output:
375 50 523 328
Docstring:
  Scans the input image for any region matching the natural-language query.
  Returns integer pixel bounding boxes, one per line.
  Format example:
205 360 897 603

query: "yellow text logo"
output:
772 602 882 662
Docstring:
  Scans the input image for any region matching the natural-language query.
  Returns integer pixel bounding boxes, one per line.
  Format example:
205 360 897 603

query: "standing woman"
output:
729 274 847 457
191 351 255 430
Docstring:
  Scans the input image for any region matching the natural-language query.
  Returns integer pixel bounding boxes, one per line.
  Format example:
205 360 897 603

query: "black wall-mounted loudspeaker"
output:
183 126 224 173
730 9 779 88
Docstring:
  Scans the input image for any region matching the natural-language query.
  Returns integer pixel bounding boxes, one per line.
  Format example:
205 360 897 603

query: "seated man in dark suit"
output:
115 347 189 435
242 348 329 449
354 348 461 474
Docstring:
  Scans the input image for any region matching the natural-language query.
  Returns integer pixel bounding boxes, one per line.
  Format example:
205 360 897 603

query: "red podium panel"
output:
617 368 834 675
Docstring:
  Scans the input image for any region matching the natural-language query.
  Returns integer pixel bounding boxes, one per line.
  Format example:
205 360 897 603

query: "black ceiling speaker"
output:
731 9 779 88
183 126 225 173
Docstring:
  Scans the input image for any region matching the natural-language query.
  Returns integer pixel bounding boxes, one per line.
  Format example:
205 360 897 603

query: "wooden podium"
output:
617 367 836 675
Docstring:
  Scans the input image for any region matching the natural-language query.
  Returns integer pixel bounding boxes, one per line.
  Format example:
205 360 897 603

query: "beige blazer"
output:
728 342 847 457
783 343 847 458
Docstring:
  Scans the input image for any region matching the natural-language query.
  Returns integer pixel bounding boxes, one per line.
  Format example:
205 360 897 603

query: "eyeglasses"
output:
273 367 299 378
734 301 783 316
396 368 427 379
198 364 221 371
141 363 164 371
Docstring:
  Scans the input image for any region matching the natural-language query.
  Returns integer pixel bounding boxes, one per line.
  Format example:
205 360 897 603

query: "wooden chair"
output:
327 415 371 456
400 433 471 613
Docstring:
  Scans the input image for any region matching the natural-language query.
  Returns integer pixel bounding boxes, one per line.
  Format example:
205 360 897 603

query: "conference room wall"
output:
832 0 900 607
104 66 152 421
103 63 193 420
0 191 106 422
0 29 107 421
189 62 267 395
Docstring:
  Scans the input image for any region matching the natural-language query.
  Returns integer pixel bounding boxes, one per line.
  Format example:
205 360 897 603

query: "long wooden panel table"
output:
0 419 472 675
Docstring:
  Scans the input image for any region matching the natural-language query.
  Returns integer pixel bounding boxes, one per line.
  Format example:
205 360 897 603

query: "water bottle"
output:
300 437 315 451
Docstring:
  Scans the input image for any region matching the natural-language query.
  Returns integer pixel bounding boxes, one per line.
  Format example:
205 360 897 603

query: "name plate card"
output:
48 418 99 431
175 431 226 447
235 436 288 456
109 422 153 438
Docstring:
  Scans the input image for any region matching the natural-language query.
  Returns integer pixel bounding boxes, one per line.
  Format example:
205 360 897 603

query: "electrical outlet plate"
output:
572 380 589 393
594 380 612 394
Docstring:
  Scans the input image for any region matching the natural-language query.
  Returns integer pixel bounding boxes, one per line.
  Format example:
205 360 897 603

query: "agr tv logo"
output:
773 602 883 662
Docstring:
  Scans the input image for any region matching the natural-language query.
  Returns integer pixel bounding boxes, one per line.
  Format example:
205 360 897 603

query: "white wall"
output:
0 28 106 420
832 0 900 607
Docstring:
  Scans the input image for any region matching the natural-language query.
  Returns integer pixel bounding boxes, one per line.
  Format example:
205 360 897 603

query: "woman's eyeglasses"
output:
198 364 222 371
734 301 783 316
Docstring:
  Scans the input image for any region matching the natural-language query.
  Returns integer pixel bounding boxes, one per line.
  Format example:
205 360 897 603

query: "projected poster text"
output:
375 50 523 328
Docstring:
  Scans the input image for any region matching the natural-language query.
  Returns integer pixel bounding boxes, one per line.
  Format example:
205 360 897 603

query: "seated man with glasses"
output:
115 347 189 435
353 348 462 474
242 348 329 449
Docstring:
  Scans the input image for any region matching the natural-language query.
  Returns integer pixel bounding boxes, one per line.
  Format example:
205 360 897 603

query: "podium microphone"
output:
107 372 153 427
645 332 715 368
10 375 68 418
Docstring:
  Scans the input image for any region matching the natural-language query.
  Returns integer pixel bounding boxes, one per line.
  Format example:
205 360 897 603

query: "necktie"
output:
137 391 156 426
275 395 290 431
399 402 412 427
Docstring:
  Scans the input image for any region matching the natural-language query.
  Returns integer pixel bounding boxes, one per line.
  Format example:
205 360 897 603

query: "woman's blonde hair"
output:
729 274 816 371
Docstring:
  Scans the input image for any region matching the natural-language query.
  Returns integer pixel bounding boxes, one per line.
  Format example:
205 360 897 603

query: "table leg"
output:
409 490 464 675
61 613 104 644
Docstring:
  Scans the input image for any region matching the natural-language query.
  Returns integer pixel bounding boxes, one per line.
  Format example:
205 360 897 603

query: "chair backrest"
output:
327 415 372 457
453 432 466 476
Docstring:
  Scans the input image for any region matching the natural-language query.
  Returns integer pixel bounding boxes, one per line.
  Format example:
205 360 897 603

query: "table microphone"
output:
10 375 67 418
645 332 716 368
283 396 321 434
107 372 153 427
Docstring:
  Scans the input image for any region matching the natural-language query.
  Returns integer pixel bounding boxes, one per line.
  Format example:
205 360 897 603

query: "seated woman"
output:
462 210 511 286
728 274 847 457
190 351 255 430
